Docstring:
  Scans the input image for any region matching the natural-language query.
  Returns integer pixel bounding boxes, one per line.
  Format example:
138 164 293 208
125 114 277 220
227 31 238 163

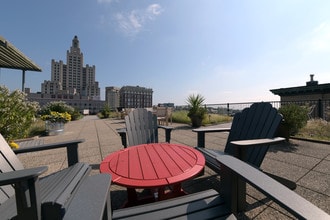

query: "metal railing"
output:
176 100 330 121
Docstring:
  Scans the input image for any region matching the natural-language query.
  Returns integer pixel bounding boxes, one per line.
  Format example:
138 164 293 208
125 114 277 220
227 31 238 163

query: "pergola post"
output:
22 70 25 91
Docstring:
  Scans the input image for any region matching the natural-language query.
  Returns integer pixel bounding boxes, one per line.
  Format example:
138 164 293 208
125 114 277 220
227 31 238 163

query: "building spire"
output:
72 35 79 49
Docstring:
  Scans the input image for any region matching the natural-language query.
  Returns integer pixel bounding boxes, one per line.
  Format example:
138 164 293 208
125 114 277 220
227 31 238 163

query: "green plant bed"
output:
294 119 330 141
172 111 232 126
172 110 191 124
206 114 232 124
27 118 47 137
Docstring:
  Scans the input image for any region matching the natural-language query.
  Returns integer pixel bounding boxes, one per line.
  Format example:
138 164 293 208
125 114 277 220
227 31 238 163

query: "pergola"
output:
0 35 42 91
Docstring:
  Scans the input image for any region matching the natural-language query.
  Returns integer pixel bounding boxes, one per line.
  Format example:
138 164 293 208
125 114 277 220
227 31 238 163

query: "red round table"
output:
100 143 205 206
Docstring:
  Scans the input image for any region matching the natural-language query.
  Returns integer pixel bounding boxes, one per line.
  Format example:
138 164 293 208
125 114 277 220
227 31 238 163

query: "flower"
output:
41 111 71 123
9 141 19 149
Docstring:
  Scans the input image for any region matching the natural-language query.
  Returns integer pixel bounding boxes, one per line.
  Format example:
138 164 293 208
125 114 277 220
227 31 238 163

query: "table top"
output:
100 143 205 188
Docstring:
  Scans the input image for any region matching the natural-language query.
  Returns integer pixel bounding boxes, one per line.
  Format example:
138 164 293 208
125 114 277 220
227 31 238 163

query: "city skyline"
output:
2 1 330 105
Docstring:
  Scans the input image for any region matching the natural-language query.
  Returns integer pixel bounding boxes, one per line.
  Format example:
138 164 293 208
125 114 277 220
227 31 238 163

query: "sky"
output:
2 0 330 105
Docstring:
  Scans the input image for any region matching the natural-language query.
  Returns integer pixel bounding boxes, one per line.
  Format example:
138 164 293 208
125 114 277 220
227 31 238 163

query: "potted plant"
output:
186 94 207 127
41 111 71 135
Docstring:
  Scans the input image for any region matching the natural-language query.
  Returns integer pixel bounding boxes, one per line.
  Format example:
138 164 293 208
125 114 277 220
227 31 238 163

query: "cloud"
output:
114 4 163 37
97 0 113 4
147 4 163 16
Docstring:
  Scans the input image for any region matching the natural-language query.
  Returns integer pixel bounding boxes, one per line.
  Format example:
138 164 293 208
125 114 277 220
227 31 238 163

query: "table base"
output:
124 184 186 208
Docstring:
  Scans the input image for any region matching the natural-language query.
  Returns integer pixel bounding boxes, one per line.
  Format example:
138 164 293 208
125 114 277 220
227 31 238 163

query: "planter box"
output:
277 123 290 141
45 121 64 136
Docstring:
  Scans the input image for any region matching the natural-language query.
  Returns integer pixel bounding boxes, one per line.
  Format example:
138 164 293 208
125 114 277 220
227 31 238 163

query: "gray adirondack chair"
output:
118 108 173 148
111 154 329 219
0 134 111 220
194 102 296 190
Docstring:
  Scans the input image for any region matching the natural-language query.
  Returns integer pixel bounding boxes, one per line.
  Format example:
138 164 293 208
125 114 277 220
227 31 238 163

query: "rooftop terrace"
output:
17 116 330 219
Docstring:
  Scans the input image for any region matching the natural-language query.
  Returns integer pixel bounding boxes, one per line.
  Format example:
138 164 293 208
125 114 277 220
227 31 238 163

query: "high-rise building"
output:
119 86 153 108
42 36 100 100
29 36 104 114
105 86 120 110
28 36 154 114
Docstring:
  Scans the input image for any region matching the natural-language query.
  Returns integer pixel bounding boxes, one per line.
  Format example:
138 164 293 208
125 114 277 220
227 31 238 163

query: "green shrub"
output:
71 108 83 121
39 101 83 121
100 104 111 118
39 101 75 115
278 104 308 135
0 86 39 140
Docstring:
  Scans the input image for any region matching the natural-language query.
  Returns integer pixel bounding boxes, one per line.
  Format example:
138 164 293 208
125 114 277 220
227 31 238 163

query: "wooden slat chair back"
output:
224 102 282 167
195 102 296 190
125 108 159 147
0 134 25 201
156 107 172 126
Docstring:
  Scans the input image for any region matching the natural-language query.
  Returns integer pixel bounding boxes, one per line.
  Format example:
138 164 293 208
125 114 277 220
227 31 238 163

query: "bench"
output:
110 154 329 219
0 163 111 220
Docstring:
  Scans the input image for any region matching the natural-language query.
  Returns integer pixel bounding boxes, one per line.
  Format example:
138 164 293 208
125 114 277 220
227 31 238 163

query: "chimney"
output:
306 74 318 86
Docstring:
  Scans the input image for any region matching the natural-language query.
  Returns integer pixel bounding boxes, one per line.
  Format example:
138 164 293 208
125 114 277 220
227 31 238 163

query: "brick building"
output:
119 86 153 108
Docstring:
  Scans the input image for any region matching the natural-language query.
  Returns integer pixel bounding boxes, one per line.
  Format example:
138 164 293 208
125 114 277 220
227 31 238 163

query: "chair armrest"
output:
14 139 85 166
117 126 174 147
0 166 48 219
193 127 231 148
0 166 48 185
158 125 174 143
230 137 285 147
193 127 231 133
216 154 329 219
63 174 112 220
117 128 128 148
229 137 285 161
116 128 127 135
158 125 173 130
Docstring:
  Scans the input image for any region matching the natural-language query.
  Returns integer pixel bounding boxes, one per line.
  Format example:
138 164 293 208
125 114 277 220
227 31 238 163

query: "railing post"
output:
318 99 323 119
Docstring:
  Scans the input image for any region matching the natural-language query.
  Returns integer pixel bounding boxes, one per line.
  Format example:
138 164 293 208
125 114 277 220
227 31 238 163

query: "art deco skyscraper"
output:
43 36 100 99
